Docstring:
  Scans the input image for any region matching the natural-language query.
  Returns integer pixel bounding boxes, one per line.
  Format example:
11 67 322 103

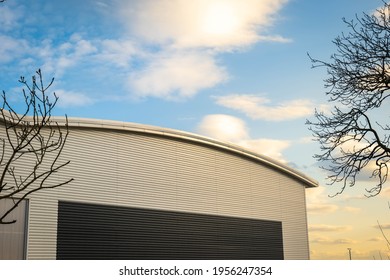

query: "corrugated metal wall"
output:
1 124 311 259
0 199 28 259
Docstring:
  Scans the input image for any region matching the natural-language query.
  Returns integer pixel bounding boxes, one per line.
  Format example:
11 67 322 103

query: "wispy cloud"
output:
98 39 141 68
0 35 30 63
55 89 95 108
258 34 292 43
307 204 339 214
367 237 383 242
374 223 390 230
343 206 361 213
310 236 356 245
0 4 23 31
309 224 352 232
306 185 362 215
214 94 328 121
40 35 99 77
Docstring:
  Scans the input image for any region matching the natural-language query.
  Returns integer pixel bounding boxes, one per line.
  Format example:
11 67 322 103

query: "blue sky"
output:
1 0 390 259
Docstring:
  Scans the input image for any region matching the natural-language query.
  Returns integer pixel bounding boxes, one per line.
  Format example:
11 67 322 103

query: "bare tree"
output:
0 69 73 224
307 2 390 197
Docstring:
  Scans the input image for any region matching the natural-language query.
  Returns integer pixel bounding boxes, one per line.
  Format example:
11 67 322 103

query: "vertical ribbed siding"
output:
0 126 311 260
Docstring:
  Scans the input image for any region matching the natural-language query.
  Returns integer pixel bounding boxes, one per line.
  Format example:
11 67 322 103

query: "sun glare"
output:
201 2 240 36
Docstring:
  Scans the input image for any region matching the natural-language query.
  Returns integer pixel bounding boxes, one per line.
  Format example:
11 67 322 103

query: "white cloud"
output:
114 0 290 99
55 89 94 108
197 114 249 143
306 185 327 200
373 3 390 22
306 181 363 215
215 94 320 121
305 186 362 215
238 139 290 163
129 51 228 99
1 1 292 101
197 114 290 162
117 0 289 50
1 0 291 102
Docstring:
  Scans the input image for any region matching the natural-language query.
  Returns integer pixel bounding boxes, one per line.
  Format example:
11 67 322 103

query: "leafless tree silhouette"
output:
307 2 390 197
0 70 73 224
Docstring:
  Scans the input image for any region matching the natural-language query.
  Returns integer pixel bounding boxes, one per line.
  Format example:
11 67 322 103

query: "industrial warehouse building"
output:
0 116 318 260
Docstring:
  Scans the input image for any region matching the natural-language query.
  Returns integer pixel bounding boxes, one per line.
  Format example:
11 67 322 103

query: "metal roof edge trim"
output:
63 116 318 188
0 112 318 188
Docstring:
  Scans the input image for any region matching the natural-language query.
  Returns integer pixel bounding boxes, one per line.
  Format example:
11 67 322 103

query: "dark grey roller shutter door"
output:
57 201 284 259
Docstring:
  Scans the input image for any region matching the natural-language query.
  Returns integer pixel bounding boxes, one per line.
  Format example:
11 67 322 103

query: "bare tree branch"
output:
0 69 73 224
307 2 390 196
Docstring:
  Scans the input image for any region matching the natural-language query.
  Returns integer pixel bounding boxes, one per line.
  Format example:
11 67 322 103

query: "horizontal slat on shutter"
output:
57 201 283 260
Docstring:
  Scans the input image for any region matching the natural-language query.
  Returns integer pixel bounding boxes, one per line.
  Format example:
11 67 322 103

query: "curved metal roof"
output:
0 111 317 188
61 116 318 188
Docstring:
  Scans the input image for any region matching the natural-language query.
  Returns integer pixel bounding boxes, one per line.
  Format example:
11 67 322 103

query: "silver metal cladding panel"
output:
0 199 28 259
1 123 313 260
